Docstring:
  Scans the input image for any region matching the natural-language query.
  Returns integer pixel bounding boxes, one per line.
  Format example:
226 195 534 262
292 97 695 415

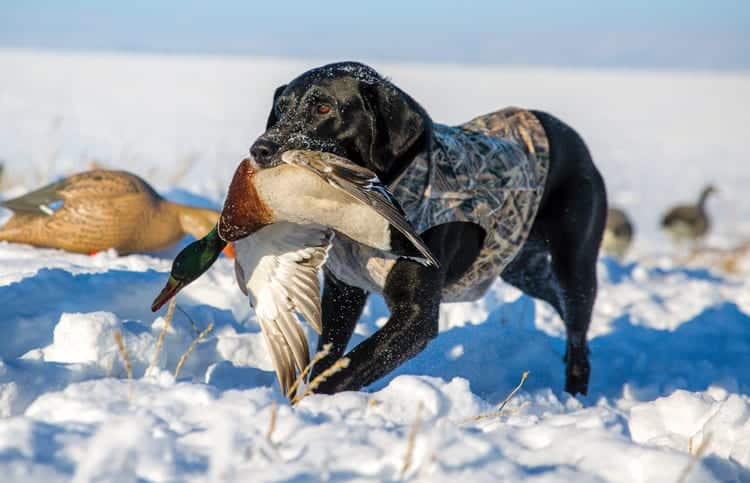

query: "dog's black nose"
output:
250 139 279 166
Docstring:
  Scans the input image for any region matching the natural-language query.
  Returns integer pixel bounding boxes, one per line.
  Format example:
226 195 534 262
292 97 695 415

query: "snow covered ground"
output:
1 49 749 482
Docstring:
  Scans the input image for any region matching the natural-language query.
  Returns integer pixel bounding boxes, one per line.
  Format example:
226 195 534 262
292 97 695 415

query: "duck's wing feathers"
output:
1 170 155 217
1 178 68 216
280 150 438 267
233 222 332 395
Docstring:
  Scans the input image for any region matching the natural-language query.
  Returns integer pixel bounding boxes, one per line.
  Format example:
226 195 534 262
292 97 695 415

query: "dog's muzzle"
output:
249 138 281 168
250 132 347 168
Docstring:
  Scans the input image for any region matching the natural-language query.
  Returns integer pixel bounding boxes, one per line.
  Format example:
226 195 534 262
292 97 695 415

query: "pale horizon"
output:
2 1 748 70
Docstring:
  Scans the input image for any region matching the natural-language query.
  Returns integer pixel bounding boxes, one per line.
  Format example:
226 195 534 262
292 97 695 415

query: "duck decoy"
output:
152 150 436 394
661 184 717 243
601 207 634 259
0 169 224 255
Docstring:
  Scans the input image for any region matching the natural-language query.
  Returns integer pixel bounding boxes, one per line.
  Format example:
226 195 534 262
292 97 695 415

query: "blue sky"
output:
1 1 748 69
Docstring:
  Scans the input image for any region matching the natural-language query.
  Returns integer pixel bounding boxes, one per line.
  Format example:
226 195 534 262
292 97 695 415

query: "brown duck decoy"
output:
0 169 225 255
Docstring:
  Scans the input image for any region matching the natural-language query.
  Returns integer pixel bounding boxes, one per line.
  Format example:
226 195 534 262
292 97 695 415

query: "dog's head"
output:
251 61 432 183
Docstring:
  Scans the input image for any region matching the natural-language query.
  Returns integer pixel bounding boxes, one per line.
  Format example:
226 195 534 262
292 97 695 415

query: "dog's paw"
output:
563 344 590 396
565 360 590 396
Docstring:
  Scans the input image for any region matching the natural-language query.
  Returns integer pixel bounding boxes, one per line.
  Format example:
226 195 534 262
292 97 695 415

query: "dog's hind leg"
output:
523 110 607 395
506 178 605 396
546 171 606 396
501 236 562 317
503 231 596 393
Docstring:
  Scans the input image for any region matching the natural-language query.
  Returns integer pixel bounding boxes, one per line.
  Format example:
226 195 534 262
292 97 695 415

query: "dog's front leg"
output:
310 272 369 379
312 258 443 394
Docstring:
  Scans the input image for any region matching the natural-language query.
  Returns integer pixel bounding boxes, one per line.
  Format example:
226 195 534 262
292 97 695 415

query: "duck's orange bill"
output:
151 276 185 312
222 243 235 259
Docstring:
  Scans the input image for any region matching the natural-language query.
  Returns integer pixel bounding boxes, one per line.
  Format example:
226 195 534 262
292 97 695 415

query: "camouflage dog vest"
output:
326 107 550 302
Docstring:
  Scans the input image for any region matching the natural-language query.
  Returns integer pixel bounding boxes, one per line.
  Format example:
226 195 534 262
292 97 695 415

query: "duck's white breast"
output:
254 165 391 251
324 234 398 295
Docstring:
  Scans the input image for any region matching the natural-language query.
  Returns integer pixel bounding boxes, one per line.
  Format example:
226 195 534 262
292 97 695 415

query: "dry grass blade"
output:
113 330 134 400
463 371 529 424
400 401 424 479
104 355 114 377
287 343 332 400
174 322 214 379
266 401 278 442
676 239 750 274
291 357 350 405
496 371 529 413
113 330 133 380
677 433 712 483
721 240 750 274
150 298 177 370
176 304 200 336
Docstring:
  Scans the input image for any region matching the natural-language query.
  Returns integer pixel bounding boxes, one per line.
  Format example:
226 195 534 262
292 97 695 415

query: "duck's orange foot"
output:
88 250 99 256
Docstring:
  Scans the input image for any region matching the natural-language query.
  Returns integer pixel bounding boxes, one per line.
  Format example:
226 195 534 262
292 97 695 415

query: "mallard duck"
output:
601 207 634 259
217 150 437 264
0 169 225 255
661 185 717 243
152 150 436 394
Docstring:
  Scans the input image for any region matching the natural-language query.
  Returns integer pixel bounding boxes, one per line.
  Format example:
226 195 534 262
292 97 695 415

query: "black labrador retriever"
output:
250 61 607 396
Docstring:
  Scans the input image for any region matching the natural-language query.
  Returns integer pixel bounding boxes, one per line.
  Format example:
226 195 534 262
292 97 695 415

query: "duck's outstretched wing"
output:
280 150 438 267
233 222 331 395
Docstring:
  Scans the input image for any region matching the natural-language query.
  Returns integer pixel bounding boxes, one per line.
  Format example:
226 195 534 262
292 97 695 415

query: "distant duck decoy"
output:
152 150 437 395
661 184 717 243
0 169 226 255
601 207 634 259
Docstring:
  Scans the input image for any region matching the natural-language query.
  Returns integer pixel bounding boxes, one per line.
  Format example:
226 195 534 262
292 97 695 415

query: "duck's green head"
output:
151 226 227 312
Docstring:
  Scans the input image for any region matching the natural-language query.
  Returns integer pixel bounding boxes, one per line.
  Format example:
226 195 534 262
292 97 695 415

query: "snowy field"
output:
1 49 750 482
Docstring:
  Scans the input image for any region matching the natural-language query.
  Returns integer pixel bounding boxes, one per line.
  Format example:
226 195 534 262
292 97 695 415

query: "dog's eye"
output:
315 103 332 115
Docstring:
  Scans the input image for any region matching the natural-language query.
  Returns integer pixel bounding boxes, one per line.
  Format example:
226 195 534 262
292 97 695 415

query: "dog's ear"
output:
360 80 431 176
265 84 287 129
